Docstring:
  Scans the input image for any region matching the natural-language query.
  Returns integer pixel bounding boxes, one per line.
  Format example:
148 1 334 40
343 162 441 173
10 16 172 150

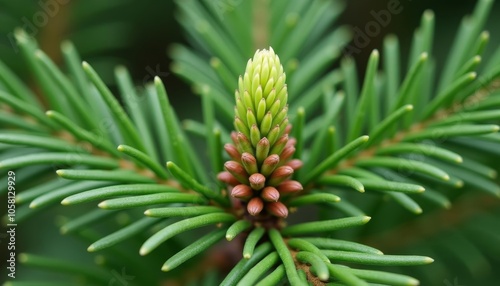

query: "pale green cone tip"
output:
235 47 288 145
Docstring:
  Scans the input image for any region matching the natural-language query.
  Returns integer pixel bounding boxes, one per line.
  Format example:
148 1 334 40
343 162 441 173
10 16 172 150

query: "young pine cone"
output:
218 47 303 218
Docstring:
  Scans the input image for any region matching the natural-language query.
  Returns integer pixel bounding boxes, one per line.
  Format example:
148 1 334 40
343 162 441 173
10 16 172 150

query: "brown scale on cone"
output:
217 47 304 219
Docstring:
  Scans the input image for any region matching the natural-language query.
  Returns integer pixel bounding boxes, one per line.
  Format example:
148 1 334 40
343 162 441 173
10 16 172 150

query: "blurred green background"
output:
2 0 499 122
1 0 499 284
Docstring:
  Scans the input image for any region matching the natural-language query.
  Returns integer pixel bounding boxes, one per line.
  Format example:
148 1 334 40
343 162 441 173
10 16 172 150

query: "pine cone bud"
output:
286 137 297 147
217 171 240 186
280 146 296 162
230 131 238 145
270 134 288 155
218 47 304 218
277 180 303 194
249 173 266 190
256 137 270 163
266 201 288 218
247 197 264 216
246 108 257 128
261 186 280 202
250 124 261 146
236 132 253 154
224 144 241 162
234 117 249 139
236 48 288 149
260 112 273 136
267 125 281 146
286 159 303 170
284 124 293 135
272 106 288 127
231 184 253 200
268 166 294 186
241 152 258 174
224 161 249 184
261 154 280 177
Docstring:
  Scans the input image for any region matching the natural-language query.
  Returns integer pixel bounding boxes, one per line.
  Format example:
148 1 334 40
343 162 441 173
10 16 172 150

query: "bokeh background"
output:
2 0 499 123
1 0 500 284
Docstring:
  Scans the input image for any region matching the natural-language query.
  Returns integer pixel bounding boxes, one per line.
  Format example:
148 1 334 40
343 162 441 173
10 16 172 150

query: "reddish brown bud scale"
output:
266 201 288 218
241 152 258 174
280 146 295 162
224 144 241 162
261 186 280 202
237 132 254 154
230 131 238 146
268 166 294 186
270 134 288 155
224 161 249 184
286 137 297 148
217 171 240 186
285 124 292 135
231 184 253 199
247 197 264 216
261 154 280 177
249 173 266 190
286 159 303 170
277 180 303 193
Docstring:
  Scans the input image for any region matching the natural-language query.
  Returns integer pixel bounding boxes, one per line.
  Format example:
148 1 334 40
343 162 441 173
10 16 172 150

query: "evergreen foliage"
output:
1 0 500 285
